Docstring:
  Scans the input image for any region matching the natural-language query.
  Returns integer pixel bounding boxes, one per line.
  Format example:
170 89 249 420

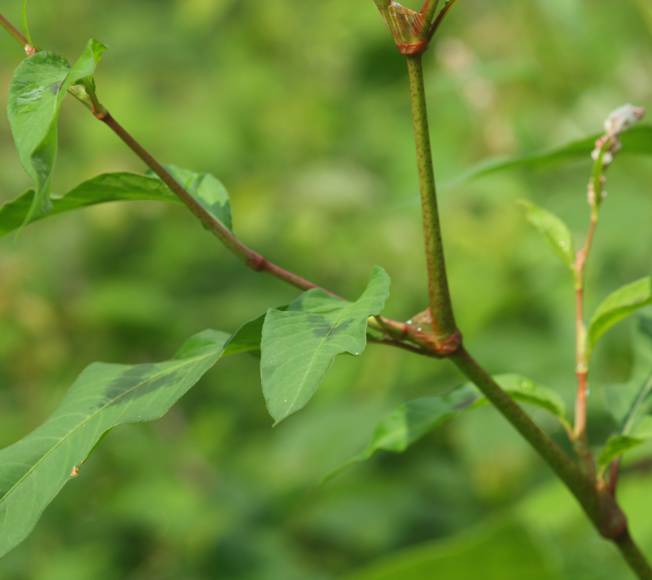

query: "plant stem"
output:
573 143 607 472
0 13 34 53
428 0 460 38
401 35 652 578
420 0 441 29
98 112 433 352
451 348 603 523
405 54 459 351
616 532 652 580
0 11 436 359
99 111 322 292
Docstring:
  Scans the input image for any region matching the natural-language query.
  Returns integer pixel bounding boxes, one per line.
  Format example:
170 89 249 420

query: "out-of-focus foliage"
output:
0 0 651 578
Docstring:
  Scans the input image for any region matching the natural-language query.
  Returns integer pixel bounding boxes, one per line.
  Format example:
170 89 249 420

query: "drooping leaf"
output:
337 374 567 472
0 173 172 237
7 39 106 221
348 387 478 466
261 267 391 424
0 329 228 558
588 277 652 356
453 125 652 184
518 200 575 271
0 168 233 238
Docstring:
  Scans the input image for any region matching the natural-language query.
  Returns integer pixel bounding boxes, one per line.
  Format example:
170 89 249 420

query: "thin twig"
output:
420 0 441 30
0 13 34 55
0 11 435 359
573 140 608 475
428 0 460 39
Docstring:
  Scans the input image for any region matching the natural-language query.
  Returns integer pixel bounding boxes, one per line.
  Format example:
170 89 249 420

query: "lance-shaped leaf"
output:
452 125 652 184
261 267 391 424
0 168 232 238
337 374 567 472
8 39 106 221
588 277 652 356
0 329 228 558
518 200 575 271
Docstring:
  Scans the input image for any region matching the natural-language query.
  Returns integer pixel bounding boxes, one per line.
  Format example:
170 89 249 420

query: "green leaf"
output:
0 173 173 237
155 164 232 230
346 520 556 580
338 374 567 472
261 267 391 424
453 125 652 183
597 417 652 476
518 200 575 271
0 168 233 238
349 388 478 465
0 329 228 558
588 277 652 355
488 374 568 421
7 39 106 221
598 436 644 476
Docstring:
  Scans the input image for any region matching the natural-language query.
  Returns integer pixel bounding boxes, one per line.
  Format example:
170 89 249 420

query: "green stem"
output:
404 48 652 578
451 347 606 528
405 54 458 348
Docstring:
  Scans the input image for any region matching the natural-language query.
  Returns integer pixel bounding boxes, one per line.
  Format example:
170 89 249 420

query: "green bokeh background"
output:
1 1 651 578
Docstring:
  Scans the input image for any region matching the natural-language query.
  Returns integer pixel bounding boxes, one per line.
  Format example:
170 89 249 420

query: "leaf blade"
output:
453 125 652 184
0 167 233 238
261 267 391 423
518 200 575 271
7 40 106 221
588 277 652 355
337 374 567 473
0 329 228 558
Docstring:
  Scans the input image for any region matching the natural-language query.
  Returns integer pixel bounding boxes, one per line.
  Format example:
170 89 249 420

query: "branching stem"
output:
0 11 435 359
2 8 652 578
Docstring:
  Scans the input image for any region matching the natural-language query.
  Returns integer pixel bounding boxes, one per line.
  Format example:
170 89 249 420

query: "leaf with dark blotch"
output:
7 39 106 221
261 267 391 424
0 329 228 558
156 164 232 230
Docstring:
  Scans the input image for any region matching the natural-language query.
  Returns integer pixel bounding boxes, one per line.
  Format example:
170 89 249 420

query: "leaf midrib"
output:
0 351 211 507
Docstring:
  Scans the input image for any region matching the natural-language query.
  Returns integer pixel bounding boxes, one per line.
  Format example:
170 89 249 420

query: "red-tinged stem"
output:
428 0 460 39
0 13 34 54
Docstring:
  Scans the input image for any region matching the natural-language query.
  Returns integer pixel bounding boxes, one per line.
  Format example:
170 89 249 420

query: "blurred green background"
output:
1 0 651 578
